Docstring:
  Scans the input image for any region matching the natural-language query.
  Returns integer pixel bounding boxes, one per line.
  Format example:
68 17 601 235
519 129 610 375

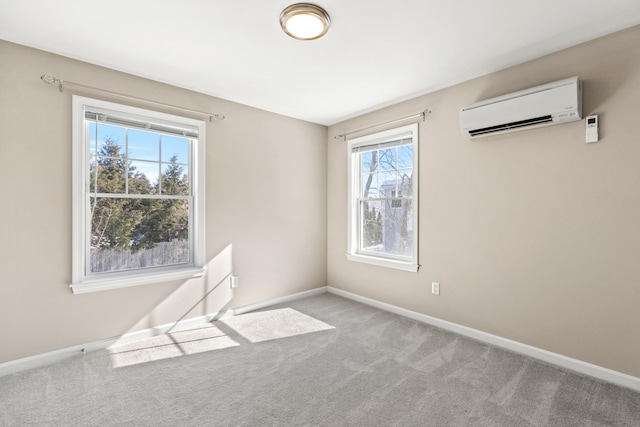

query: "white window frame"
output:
71 96 206 294
347 123 419 272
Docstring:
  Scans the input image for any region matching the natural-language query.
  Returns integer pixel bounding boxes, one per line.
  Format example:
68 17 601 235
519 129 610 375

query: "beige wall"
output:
0 40 327 363
2 25 639 379
328 25 640 378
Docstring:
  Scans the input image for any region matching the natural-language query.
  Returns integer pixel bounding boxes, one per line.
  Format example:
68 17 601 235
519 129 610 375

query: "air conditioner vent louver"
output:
468 115 553 137
460 77 582 139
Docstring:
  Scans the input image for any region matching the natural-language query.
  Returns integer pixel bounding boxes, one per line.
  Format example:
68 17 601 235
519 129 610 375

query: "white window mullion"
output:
124 128 129 194
85 119 95 280
158 134 162 195
93 120 98 196
90 193 190 200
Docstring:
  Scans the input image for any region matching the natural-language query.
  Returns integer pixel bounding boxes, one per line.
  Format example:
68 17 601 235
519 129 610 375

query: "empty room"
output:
1 1 640 425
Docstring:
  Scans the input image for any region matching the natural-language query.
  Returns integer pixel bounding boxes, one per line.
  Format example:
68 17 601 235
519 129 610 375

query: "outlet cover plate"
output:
432 282 440 296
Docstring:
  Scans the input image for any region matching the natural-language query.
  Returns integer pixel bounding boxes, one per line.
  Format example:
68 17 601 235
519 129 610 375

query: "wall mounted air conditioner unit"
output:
460 76 582 138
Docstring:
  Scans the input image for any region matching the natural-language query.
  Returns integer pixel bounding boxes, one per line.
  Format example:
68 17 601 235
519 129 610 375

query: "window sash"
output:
87 200 193 276
86 124 194 196
356 197 414 259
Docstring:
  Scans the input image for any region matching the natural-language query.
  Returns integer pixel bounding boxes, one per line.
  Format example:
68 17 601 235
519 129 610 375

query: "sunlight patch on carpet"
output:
220 307 334 343
107 308 334 368
108 324 240 368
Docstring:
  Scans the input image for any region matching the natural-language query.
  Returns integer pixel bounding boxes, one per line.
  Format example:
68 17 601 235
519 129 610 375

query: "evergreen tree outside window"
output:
71 96 206 293
347 123 419 272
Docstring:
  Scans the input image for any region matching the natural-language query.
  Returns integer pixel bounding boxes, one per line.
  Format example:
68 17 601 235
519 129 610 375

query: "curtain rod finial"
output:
40 74 59 85
41 74 64 92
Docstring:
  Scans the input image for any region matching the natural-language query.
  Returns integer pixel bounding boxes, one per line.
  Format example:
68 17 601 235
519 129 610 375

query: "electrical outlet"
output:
230 275 239 288
432 282 440 296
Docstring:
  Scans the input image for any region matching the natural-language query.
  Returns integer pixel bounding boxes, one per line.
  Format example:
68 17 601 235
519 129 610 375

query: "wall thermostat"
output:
586 115 598 143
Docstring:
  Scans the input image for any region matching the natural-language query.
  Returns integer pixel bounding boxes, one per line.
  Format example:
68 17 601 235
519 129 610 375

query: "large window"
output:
71 96 206 293
347 123 419 272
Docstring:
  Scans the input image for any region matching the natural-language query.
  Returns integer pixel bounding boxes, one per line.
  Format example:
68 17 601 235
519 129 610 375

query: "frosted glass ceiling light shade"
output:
280 3 330 40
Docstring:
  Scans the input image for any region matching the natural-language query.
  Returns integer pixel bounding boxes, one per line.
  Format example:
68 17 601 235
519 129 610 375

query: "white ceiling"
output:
2 1 640 125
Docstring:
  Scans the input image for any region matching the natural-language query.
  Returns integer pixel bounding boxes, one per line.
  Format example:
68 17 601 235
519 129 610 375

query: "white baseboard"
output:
6 284 638 393
0 286 327 378
327 286 640 393
232 286 327 315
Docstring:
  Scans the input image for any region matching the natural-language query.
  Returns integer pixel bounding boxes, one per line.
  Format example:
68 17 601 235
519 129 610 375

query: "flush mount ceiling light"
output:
280 3 331 40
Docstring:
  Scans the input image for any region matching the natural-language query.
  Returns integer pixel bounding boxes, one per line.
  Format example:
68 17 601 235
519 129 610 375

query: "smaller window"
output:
347 123 419 272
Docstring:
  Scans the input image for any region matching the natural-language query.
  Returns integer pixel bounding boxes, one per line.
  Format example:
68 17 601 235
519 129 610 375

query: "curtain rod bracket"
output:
40 74 225 121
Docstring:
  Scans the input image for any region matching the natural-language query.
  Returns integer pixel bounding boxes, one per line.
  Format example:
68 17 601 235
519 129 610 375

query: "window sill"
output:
70 267 207 294
346 253 419 272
